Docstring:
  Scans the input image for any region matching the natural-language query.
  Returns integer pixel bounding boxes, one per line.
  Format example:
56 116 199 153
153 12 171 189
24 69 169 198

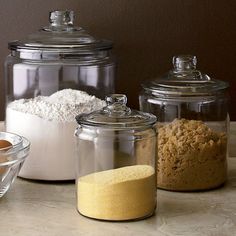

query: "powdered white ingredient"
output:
7 89 106 122
6 89 106 180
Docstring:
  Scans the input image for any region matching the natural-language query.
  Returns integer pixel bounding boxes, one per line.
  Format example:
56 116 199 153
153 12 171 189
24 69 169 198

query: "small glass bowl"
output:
0 132 30 197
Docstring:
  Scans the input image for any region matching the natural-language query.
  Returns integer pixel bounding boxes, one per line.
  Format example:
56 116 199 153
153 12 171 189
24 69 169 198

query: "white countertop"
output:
0 122 236 235
0 159 235 236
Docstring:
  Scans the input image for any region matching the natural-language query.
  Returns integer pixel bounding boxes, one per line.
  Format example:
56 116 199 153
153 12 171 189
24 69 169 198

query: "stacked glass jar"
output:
4 10 115 180
75 94 157 221
139 55 229 191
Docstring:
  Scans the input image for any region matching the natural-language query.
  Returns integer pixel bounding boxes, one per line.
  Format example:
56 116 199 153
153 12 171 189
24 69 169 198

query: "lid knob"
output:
49 10 74 27
104 94 131 115
106 94 127 106
173 55 197 71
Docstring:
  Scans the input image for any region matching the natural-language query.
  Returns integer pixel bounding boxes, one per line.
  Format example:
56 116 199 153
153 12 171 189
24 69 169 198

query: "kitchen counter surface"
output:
0 122 236 235
0 159 235 236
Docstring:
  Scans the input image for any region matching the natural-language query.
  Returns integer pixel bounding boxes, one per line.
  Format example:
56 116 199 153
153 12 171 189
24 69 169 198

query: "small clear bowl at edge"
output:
0 132 30 197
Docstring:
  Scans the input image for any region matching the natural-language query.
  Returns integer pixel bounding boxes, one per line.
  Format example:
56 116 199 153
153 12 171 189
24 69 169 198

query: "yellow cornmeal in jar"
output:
157 119 227 191
77 165 156 221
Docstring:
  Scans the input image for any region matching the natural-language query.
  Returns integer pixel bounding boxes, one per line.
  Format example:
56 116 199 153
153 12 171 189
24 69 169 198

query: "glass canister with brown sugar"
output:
139 55 229 191
75 94 157 221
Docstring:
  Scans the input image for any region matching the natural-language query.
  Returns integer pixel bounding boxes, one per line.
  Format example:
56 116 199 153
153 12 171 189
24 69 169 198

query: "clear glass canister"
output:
5 10 115 101
75 94 157 221
4 10 115 180
139 55 229 191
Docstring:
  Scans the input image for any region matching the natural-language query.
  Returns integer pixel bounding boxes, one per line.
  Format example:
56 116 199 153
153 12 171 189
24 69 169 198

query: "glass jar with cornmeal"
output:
75 94 157 221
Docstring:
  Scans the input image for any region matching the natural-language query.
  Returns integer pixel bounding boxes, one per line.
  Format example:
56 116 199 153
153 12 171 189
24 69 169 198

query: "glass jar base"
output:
77 207 156 222
157 181 226 192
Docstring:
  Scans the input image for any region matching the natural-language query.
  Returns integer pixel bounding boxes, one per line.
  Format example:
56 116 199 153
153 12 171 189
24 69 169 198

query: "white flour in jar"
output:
5 89 105 180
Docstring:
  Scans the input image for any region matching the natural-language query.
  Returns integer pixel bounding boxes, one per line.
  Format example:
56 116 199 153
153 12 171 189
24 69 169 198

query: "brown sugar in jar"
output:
157 119 227 191
139 55 229 191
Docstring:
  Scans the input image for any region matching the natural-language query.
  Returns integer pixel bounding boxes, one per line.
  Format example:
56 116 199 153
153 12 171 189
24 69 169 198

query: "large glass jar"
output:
5 10 115 101
75 94 157 221
139 55 229 191
4 10 115 180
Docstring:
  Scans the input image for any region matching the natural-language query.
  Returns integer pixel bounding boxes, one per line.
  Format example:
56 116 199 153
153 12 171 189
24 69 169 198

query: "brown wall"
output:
0 0 236 119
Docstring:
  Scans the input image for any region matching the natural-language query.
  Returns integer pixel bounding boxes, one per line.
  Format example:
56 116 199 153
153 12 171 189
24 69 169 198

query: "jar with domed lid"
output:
139 55 229 191
4 10 115 180
75 94 157 221
5 10 115 101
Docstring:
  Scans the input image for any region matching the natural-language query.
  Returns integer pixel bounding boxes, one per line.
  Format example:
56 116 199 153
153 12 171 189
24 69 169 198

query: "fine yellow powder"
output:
77 165 156 221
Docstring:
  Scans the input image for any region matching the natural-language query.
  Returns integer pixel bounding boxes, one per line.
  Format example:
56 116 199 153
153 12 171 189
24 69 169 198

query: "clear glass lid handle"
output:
173 55 197 71
104 94 131 115
49 10 74 27
106 94 127 106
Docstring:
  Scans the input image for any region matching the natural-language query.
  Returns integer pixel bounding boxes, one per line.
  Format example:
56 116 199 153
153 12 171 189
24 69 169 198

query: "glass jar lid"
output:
9 10 112 59
76 94 157 129
142 55 229 96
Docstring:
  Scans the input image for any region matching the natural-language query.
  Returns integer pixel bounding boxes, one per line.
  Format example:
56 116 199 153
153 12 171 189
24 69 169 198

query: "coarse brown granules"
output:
135 129 157 167
157 118 227 191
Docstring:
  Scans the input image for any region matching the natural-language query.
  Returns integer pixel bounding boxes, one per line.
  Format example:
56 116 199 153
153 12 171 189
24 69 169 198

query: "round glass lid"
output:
76 94 157 129
142 55 229 96
9 10 112 53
